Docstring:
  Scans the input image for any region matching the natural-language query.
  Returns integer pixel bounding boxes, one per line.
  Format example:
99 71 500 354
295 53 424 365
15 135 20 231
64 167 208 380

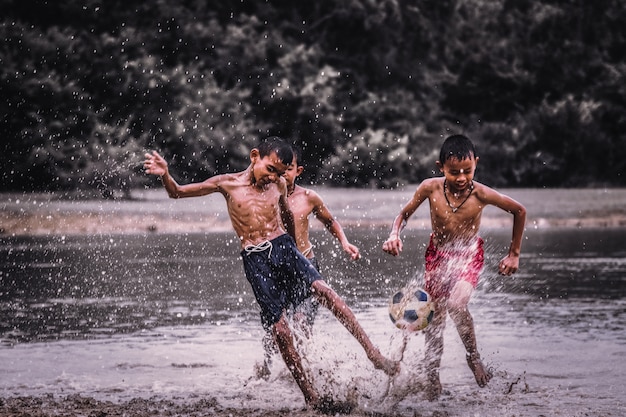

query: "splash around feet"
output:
310 395 356 415
425 370 442 401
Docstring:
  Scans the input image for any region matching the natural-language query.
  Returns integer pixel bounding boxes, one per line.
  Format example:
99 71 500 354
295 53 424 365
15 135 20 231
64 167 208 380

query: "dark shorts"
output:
293 257 321 327
308 256 320 272
241 234 322 328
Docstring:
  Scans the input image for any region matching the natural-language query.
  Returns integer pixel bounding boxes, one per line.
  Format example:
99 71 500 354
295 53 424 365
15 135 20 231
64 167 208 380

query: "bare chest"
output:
429 193 483 235
227 187 280 222
288 194 314 223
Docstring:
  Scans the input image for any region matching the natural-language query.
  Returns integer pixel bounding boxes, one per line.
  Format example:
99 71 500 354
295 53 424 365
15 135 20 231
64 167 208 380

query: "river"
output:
1 219 624 416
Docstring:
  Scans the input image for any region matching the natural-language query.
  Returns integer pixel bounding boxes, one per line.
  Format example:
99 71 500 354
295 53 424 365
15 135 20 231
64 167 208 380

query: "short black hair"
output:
257 136 294 165
439 134 477 163
291 144 302 166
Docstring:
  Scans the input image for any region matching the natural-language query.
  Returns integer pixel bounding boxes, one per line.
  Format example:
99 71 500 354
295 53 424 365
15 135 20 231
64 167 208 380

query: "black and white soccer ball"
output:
388 287 434 332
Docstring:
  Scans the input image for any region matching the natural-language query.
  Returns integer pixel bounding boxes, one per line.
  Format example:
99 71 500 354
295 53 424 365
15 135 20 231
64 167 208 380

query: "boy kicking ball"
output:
145 136 399 411
383 134 526 400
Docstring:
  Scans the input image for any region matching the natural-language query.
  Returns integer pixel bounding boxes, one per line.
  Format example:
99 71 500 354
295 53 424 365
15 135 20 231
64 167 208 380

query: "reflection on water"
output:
1 228 626 344
0 234 258 344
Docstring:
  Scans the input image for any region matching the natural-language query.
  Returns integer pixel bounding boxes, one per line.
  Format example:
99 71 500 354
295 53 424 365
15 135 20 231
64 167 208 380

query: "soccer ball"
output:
388 287 434 331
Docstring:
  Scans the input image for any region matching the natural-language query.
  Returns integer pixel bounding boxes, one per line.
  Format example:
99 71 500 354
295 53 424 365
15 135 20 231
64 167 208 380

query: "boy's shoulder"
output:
470 180 495 194
290 185 325 210
470 181 505 201
422 177 443 185
418 177 444 192
216 170 249 183
292 185 320 199
207 170 252 192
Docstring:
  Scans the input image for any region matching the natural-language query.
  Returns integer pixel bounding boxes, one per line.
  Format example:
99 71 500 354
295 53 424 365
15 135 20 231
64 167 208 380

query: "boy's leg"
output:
272 314 320 406
447 281 492 387
311 280 399 376
423 300 447 401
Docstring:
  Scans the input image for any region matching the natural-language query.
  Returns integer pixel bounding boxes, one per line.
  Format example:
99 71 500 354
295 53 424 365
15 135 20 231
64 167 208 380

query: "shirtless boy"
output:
257 146 363 375
382 134 526 400
144 137 398 410
285 146 361 264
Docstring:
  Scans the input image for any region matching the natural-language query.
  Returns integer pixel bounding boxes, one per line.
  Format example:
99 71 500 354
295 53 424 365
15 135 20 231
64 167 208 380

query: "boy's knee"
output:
311 280 334 302
447 282 473 311
311 279 330 293
447 297 467 312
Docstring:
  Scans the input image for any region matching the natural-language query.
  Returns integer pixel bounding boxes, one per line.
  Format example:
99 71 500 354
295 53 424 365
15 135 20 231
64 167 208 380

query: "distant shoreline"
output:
2 211 626 238
2 188 626 236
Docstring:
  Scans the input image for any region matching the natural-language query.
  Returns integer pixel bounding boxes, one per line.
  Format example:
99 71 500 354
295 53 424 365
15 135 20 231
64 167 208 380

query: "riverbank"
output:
0 395 368 417
2 188 626 236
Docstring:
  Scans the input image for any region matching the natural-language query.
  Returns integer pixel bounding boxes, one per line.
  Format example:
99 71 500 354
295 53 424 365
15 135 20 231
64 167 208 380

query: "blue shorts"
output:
241 234 322 328
293 257 320 327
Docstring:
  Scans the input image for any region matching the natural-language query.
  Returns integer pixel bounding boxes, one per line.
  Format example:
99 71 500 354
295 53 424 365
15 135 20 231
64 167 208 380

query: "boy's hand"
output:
382 236 403 256
498 254 519 275
144 151 168 177
343 242 361 260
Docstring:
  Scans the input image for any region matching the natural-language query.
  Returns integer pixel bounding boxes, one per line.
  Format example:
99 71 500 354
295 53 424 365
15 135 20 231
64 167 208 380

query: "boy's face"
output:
251 150 289 187
437 155 479 191
282 156 304 188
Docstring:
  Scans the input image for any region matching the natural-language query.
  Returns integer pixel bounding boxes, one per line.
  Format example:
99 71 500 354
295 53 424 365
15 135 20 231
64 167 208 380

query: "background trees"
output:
1 0 624 195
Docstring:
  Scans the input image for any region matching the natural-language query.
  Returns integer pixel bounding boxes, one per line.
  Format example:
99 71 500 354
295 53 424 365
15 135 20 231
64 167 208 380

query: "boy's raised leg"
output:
311 280 400 376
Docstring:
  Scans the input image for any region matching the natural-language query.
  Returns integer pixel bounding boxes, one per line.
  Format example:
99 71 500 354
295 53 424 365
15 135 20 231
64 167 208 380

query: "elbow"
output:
516 206 527 222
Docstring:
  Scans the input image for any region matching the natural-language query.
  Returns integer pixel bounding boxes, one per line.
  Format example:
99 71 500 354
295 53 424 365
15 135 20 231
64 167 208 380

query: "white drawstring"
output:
244 240 273 258
301 244 314 258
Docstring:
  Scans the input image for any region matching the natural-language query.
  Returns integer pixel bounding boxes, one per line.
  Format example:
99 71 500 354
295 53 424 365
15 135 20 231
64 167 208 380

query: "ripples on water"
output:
1 228 625 415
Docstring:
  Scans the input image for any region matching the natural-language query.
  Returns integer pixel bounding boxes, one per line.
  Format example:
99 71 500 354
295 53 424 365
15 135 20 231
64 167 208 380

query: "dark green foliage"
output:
1 0 624 193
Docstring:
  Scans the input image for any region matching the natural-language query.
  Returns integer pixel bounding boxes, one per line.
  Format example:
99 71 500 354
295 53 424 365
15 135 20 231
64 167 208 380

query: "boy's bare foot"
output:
368 349 400 376
466 352 492 387
425 370 442 401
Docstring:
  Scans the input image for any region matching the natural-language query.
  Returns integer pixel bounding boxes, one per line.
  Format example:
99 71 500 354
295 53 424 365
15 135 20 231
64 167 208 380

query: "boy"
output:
258 146 362 376
382 134 526 400
144 137 399 410
285 146 361 264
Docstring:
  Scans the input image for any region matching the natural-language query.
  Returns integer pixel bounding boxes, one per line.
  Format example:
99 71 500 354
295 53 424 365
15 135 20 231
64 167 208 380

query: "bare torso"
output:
426 178 484 247
287 186 316 256
218 171 287 248
384 174 526 274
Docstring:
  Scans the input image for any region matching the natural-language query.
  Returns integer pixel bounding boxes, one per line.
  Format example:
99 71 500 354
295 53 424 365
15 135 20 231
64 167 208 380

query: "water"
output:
1 227 625 416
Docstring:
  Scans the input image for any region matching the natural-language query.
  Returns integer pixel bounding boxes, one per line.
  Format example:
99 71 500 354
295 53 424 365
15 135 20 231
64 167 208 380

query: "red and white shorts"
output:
423 234 484 300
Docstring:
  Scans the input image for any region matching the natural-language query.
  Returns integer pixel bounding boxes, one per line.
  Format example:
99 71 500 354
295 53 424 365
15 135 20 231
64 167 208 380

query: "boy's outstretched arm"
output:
382 181 430 257
499 201 526 275
144 151 219 199
144 151 181 198
312 199 360 260
381 214 407 256
485 189 527 275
